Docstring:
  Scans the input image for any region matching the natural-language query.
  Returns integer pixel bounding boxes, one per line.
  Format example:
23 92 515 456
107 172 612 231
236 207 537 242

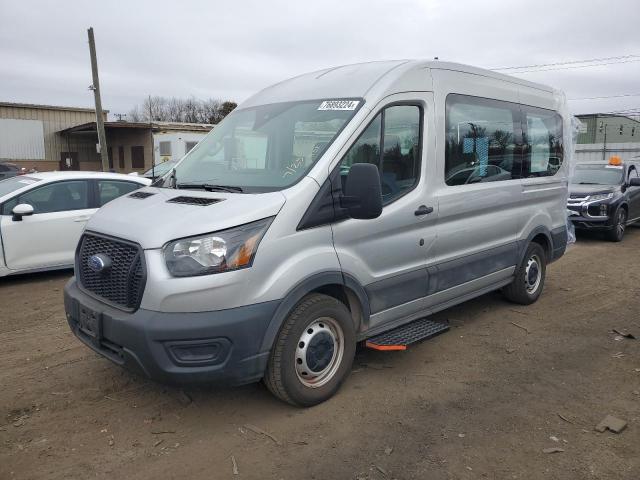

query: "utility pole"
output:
87 27 110 172
148 95 155 178
601 122 608 161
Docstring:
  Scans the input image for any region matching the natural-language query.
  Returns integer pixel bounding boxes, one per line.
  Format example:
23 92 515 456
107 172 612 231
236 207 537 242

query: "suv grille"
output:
78 233 146 311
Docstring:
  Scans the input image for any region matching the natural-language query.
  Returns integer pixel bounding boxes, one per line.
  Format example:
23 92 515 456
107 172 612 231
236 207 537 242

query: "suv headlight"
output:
164 217 273 277
588 193 613 201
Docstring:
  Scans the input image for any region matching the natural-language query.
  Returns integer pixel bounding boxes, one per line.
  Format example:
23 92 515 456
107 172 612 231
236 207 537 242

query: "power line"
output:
506 58 640 74
604 106 640 113
569 93 640 101
492 54 640 71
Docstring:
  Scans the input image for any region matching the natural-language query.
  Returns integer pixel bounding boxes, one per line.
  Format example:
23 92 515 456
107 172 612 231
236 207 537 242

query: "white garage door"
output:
0 118 45 160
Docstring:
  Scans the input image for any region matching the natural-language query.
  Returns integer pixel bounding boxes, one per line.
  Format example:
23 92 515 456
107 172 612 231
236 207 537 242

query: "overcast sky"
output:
1 0 639 118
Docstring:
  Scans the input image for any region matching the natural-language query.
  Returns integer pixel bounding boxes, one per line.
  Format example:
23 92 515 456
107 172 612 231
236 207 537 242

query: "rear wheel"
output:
606 207 627 242
503 243 546 305
264 293 356 407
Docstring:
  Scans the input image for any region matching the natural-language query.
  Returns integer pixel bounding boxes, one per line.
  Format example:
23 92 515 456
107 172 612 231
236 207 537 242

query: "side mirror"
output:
341 163 383 220
629 177 640 187
12 203 34 222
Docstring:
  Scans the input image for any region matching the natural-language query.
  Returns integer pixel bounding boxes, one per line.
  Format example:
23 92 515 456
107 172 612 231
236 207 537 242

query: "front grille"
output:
78 233 146 310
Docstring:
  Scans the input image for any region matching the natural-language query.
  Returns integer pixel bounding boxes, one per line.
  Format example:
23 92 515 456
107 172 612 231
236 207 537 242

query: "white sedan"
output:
0 171 150 277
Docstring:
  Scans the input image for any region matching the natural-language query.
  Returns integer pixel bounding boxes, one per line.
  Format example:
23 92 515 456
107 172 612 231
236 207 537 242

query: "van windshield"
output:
165 99 362 192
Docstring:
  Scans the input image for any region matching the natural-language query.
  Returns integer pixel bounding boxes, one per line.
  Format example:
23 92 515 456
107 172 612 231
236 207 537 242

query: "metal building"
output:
0 102 212 173
0 102 106 171
575 113 640 163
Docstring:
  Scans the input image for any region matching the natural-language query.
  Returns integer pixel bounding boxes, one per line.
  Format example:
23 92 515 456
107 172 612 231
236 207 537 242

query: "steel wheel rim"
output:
294 317 344 388
524 254 542 294
617 210 626 236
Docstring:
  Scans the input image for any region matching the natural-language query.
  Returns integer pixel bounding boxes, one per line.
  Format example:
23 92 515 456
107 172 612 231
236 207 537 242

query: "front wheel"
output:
503 243 547 305
264 293 356 407
606 207 627 242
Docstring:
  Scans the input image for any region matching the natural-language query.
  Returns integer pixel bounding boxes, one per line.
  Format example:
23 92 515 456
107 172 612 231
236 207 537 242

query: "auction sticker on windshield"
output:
318 100 360 111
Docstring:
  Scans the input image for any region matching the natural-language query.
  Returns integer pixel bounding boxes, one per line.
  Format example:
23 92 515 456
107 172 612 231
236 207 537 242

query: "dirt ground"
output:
1 229 639 480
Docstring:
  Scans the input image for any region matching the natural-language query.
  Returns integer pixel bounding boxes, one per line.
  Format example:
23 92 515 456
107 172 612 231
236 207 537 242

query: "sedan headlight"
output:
164 217 273 277
588 193 613 202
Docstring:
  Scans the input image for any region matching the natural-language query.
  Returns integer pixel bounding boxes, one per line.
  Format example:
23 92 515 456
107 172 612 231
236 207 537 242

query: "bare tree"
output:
128 96 236 124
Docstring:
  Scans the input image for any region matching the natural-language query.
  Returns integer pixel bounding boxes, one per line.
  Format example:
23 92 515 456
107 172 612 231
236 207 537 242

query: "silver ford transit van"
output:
64 61 569 406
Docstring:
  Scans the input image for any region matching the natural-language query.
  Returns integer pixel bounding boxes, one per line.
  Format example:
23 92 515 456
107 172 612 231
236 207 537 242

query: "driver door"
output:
627 166 640 221
0 180 95 271
331 94 438 330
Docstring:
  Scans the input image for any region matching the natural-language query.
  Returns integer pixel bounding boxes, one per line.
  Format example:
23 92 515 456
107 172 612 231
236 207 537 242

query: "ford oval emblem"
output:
88 254 112 274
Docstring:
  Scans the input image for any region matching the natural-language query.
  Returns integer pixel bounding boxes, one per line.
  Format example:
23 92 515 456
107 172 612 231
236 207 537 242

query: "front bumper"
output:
64 278 280 386
567 197 615 230
567 209 615 230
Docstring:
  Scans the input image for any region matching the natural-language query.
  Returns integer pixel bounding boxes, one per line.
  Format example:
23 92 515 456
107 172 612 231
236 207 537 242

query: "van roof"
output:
241 60 556 109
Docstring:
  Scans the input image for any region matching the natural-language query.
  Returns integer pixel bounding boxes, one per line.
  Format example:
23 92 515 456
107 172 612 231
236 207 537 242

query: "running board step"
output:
365 318 449 351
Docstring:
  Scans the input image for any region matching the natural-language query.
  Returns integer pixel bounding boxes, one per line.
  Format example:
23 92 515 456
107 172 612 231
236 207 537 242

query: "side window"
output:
159 141 172 157
445 94 519 186
98 180 141 207
340 105 421 204
8 181 89 214
523 108 563 177
1 197 19 215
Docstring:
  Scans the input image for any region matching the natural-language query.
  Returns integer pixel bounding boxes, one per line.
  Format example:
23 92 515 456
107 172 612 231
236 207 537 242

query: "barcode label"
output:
318 100 360 111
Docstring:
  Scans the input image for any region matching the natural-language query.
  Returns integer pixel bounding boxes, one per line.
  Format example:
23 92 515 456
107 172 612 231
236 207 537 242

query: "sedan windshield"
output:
0 176 40 198
571 164 624 185
164 99 362 192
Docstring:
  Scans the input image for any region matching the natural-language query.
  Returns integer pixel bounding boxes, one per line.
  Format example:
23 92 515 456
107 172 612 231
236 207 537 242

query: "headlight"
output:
588 193 613 201
164 217 273 277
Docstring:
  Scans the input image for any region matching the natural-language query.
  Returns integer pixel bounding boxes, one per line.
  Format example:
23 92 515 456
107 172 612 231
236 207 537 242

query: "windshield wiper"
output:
577 182 600 185
176 183 243 193
169 168 177 189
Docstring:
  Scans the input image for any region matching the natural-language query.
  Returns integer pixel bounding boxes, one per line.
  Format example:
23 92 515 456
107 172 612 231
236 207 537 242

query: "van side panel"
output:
429 69 522 286
516 84 569 259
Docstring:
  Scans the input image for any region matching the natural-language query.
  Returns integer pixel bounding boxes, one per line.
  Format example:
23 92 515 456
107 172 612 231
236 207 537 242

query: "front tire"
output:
503 243 546 305
606 207 627 242
264 293 356 407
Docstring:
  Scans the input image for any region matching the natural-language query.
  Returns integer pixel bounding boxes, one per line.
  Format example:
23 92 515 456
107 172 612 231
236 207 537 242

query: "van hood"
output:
86 187 286 249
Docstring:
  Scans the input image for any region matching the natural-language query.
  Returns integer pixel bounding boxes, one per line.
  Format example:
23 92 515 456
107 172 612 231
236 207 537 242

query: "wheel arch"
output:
259 272 370 353
518 226 553 266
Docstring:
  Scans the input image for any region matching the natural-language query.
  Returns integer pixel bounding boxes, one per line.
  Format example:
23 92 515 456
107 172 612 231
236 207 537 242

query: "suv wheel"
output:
264 293 356 407
607 207 627 242
503 242 547 305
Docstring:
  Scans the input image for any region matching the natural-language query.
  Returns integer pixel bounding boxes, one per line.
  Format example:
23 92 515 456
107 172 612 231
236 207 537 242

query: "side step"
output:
365 318 449 351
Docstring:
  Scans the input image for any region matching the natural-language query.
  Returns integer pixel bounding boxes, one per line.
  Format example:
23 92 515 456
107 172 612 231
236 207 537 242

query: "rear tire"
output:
264 293 356 407
606 207 627 242
503 243 546 305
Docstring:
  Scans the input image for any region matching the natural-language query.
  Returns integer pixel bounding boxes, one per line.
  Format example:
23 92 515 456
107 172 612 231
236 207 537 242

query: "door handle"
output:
414 205 434 216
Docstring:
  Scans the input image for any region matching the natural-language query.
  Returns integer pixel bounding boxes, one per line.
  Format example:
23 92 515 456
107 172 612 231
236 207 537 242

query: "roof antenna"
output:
434 56 439 60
